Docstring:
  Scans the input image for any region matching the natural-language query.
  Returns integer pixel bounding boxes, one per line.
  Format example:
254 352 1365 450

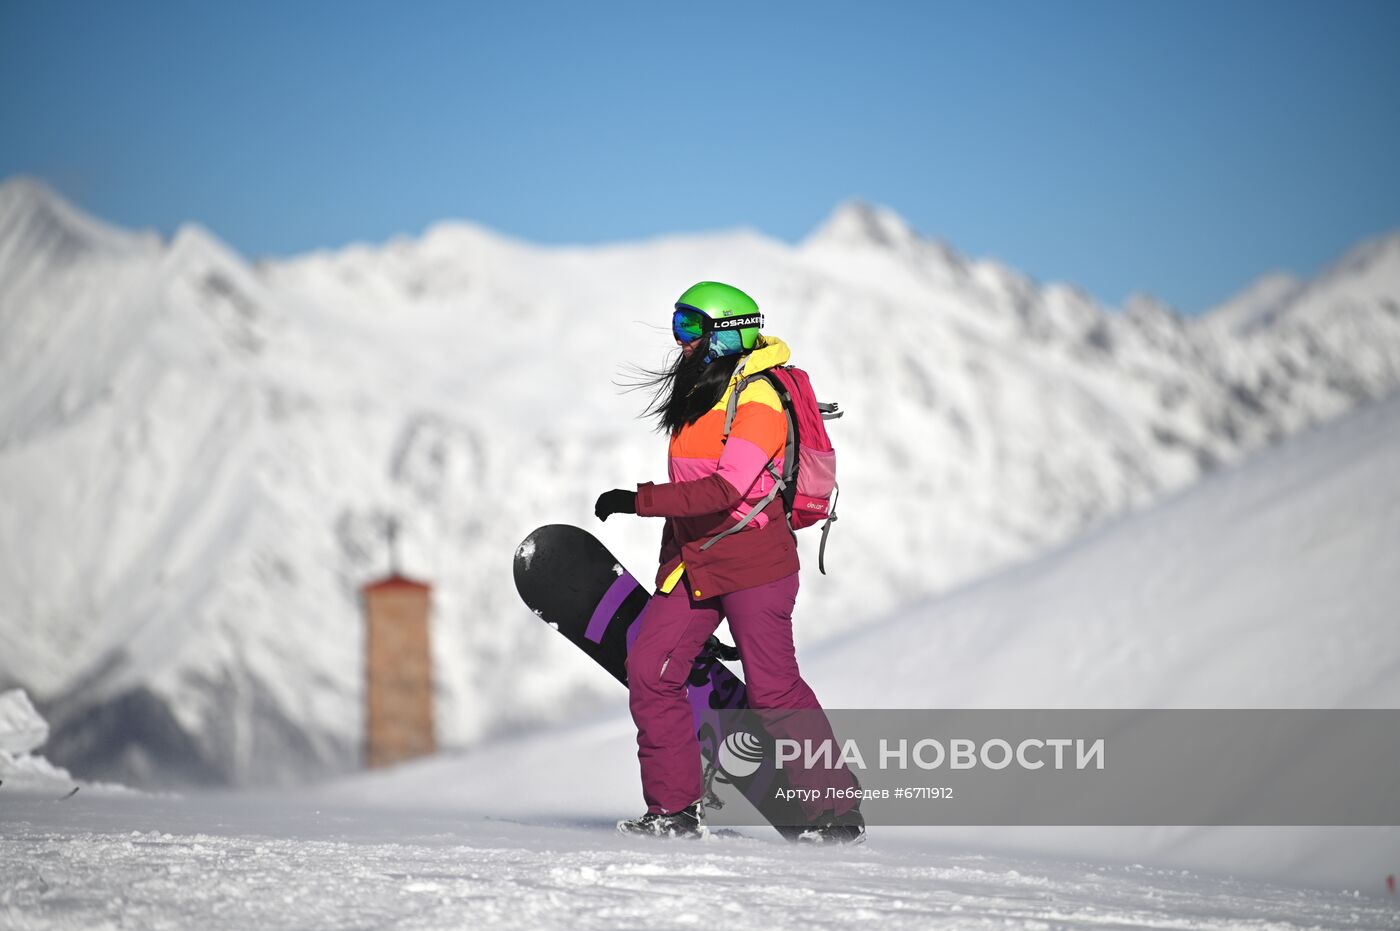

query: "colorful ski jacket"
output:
635 335 800 598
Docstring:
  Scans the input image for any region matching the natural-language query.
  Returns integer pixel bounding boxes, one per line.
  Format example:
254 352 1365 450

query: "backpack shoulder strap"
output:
697 459 786 552
703 367 796 553
755 369 799 497
721 358 752 438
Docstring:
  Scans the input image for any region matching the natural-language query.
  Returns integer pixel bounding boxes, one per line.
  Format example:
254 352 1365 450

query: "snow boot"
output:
616 802 706 839
796 808 866 845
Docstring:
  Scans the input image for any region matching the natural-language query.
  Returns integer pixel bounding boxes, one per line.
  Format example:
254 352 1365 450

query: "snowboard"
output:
512 523 809 839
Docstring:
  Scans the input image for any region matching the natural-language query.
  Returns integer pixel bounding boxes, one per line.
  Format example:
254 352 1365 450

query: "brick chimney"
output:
362 573 436 768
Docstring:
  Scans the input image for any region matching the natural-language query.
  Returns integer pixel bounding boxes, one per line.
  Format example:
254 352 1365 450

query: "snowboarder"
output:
595 281 865 843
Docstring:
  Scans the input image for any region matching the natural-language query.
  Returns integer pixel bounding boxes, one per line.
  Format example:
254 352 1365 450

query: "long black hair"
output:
620 348 743 435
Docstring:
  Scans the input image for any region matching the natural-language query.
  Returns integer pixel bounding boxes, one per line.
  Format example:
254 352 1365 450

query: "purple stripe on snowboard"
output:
584 571 638 643
626 599 651 651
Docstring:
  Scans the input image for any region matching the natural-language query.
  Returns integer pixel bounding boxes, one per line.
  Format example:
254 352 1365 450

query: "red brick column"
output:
363 577 435 768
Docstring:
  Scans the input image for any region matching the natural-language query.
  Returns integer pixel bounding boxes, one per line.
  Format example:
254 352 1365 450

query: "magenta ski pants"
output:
626 571 856 817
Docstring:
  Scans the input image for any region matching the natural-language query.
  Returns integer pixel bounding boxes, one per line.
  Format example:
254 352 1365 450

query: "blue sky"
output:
2 0 1398 313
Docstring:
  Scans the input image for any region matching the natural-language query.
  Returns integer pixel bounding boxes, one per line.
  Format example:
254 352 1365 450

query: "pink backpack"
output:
702 364 843 573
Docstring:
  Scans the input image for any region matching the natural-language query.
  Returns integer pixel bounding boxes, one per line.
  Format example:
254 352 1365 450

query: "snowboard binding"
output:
697 635 741 663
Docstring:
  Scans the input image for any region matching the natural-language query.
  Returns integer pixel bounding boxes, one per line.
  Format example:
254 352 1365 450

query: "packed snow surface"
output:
1 793 1396 931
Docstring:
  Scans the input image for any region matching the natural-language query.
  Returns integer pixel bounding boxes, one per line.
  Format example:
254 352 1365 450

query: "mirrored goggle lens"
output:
708 329 746 357
672 308 708 341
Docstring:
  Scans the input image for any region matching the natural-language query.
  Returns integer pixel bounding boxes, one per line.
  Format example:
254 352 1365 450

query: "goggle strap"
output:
708 313 764 331
674 305 764 333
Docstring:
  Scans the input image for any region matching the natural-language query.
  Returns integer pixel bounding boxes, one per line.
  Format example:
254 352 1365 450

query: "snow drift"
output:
0 687 110 795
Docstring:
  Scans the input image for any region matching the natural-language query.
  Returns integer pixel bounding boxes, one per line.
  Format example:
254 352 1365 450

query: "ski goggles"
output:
672 304 764 344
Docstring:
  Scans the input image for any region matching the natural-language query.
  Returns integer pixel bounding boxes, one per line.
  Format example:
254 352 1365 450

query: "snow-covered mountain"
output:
1 176 1398 788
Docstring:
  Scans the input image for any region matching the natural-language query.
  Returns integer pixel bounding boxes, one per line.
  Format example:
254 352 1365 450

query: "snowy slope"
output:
1205 271 1305 334
811 391 1400 710
4 793 1398 931
322 392 1400 890
2 176 1399 788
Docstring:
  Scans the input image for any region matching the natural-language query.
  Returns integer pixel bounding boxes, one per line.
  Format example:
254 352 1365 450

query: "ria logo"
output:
717 730 765 778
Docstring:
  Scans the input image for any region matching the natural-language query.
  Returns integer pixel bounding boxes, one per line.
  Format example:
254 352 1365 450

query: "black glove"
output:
594 489 638 521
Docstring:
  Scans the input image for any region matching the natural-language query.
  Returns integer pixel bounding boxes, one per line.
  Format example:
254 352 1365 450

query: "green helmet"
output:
674 281 764 361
